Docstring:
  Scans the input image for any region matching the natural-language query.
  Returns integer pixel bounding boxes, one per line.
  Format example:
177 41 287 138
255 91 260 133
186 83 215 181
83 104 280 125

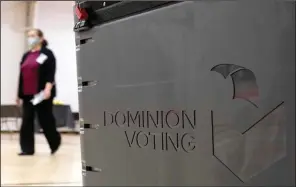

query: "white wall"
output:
1 1 27 105
33 1 79 112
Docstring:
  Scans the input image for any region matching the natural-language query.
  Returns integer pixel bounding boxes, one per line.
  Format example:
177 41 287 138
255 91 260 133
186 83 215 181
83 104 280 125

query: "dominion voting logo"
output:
210 64 286 183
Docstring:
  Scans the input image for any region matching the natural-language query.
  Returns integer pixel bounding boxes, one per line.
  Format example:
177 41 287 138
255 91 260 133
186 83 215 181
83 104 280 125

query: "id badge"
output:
36 53 48 64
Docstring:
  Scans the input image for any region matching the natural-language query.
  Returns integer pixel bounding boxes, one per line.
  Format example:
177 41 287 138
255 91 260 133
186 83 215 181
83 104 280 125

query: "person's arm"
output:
16 72 23 106
17 54 26 99
45 51 56 85
43 51 56 99
17 71 22 98
45 82 53 92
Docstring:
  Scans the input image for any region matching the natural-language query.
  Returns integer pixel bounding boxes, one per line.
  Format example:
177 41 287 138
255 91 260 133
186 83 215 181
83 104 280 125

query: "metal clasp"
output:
78 77 98 93
78 77 83 92
79 118 100 135
79 118 85 135
82 160 102 177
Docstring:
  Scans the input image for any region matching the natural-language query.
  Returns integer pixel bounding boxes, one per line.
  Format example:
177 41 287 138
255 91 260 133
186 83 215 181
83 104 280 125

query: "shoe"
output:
51 144 60 155
51 138 61 155
18 152 34 156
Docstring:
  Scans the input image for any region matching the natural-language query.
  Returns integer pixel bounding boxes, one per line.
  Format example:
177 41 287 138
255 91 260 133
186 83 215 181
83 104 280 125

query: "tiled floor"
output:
1 133 82 186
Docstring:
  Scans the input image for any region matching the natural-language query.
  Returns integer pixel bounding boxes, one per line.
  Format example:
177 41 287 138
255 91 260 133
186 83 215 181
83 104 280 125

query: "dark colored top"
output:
18 47 56 99
21 51 40 95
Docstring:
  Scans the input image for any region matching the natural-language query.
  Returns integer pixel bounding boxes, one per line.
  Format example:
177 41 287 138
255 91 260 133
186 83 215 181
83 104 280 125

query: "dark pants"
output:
20 97 61 153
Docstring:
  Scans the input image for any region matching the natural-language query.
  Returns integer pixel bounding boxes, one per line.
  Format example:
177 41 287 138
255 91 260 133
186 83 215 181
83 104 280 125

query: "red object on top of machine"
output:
75 6 88 20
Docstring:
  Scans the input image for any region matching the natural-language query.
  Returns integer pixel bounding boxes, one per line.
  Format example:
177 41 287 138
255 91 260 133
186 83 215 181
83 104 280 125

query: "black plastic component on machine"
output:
74 1 179 32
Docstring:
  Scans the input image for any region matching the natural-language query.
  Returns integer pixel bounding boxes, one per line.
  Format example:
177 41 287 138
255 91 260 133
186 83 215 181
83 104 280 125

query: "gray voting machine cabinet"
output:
74 1 295 186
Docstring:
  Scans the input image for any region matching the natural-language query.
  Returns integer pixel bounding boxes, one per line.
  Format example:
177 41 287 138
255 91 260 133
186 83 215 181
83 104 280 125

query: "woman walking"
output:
16 28 61 156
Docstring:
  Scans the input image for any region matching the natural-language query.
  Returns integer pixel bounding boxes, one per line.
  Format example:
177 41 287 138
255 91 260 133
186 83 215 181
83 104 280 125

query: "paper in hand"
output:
31 91 45 105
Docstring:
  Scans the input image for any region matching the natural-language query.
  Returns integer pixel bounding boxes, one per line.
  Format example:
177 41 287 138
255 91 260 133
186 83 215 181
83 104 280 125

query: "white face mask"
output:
28 37 40 48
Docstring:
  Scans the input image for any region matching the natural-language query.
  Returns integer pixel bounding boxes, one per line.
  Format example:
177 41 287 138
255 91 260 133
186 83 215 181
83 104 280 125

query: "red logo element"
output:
75 6 88 20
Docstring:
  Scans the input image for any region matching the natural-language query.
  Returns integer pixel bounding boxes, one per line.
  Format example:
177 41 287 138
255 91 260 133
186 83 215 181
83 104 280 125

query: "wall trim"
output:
1 105 79 120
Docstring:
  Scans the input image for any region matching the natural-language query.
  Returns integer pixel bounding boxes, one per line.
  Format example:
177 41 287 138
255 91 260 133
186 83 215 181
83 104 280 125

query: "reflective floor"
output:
1 133 82 186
